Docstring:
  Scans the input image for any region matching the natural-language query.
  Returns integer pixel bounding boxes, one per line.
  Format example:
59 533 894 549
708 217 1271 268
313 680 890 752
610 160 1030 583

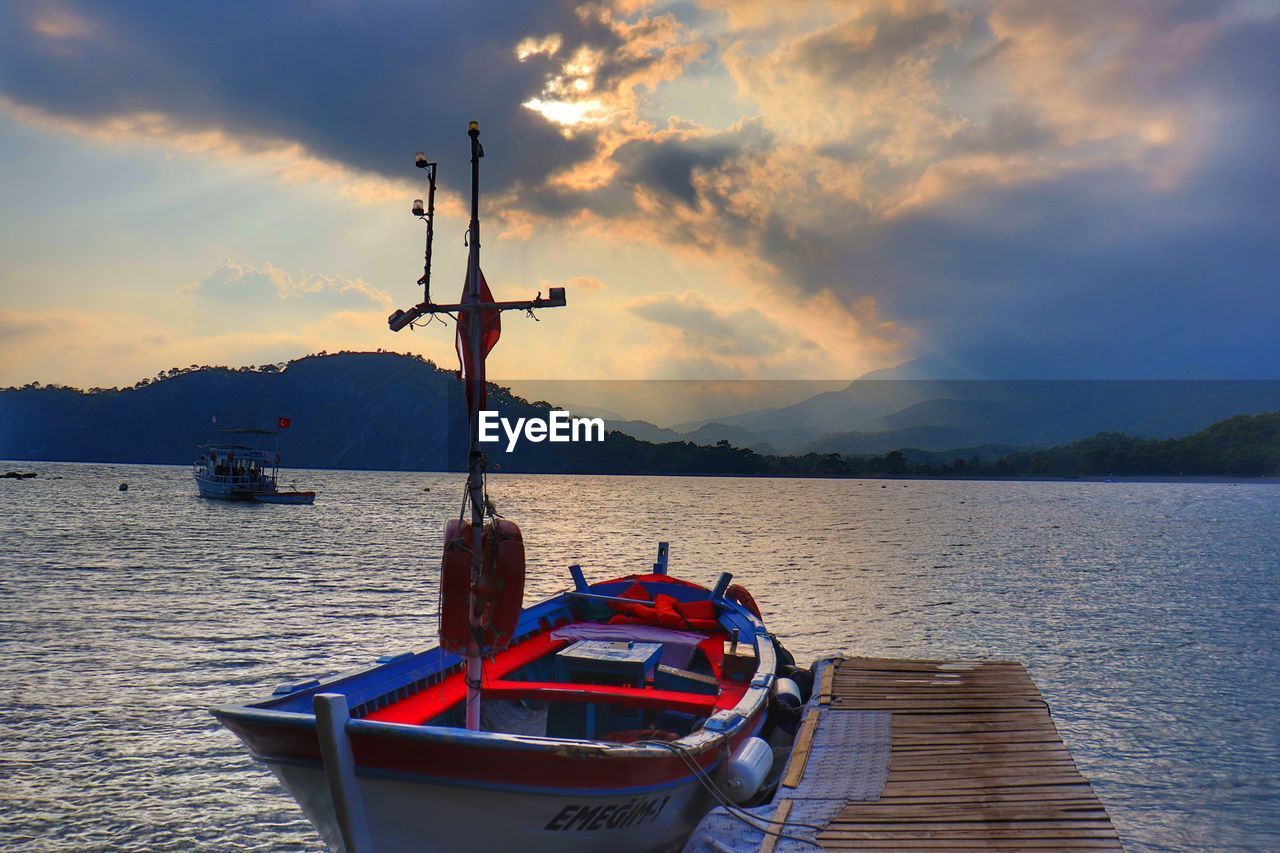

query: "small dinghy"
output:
212 122 804 851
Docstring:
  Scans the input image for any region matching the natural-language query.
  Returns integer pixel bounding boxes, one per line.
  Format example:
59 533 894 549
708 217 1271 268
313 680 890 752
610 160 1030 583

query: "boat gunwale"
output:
210 579 777 762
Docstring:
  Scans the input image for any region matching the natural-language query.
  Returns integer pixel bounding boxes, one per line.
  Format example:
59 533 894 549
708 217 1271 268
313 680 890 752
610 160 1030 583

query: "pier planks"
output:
803 657 1120 850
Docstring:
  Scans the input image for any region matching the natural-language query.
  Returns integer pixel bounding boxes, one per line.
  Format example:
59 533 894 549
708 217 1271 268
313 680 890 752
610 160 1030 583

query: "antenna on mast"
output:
413 151 437 303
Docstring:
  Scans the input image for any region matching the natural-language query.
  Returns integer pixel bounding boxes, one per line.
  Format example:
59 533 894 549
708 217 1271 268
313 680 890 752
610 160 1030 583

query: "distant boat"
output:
194 427 314 504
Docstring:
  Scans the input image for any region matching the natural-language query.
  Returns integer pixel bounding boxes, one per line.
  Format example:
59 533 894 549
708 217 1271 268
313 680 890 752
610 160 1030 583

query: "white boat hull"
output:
268 760 714 853
194 473 271 500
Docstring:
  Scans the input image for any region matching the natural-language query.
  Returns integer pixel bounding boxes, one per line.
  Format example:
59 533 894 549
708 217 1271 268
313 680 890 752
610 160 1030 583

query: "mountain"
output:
601 419 682 444
5 354 1277 478
0 353 457 470
796 380 1280 454
600 420 763 449
674 379 1280 454
0 354 793 475
988 410 1280 477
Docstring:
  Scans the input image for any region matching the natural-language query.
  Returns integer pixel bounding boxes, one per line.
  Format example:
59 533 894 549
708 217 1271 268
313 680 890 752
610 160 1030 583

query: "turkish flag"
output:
278 417 292 430
455 268 500 411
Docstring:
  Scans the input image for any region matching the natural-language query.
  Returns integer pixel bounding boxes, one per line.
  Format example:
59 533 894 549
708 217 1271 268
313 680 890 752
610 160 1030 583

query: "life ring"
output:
439 518 526 654
726 583 762 619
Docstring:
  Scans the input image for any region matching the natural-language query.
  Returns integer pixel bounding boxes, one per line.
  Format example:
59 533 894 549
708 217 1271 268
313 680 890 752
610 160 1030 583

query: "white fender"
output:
726 736 774 804
773 677 802 709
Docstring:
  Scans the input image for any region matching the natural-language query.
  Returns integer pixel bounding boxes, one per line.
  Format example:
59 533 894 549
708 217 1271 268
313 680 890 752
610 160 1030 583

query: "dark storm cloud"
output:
0 0 605 189
859 8 1280 378
846 164 1280 378
517 117 772 231
610 119 771 206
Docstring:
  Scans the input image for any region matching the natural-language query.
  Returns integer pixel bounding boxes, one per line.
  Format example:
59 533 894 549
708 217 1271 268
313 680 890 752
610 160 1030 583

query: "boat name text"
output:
478 410 605 452
544 795 670 831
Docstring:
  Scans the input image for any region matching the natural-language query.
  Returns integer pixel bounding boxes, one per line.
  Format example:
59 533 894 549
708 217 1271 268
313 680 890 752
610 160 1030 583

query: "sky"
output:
1 0 1278 389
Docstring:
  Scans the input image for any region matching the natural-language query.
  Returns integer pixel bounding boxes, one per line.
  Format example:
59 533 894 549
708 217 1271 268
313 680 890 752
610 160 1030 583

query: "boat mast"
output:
463 121 486 733
386 122 567 733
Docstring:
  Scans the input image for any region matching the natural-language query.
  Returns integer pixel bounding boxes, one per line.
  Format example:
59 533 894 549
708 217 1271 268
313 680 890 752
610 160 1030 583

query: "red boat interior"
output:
361 578 757 743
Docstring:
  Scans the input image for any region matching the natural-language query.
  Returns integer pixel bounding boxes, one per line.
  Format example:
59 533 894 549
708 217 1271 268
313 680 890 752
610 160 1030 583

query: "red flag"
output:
277 416 292 429
456 268 500 410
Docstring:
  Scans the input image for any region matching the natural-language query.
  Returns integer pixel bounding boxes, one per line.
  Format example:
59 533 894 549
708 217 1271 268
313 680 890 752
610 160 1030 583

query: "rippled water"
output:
1 462 1276 851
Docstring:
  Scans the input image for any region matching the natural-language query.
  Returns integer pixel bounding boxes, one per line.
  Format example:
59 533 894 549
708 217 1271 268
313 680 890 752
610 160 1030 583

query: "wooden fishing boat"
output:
213 560 794 851
212 123 805 851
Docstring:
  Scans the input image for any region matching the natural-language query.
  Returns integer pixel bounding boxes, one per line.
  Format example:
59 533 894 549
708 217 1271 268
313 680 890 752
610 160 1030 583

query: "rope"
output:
637 740 824 848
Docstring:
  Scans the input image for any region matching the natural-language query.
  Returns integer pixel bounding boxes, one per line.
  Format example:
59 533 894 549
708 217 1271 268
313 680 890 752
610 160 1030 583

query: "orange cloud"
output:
30 8 93 41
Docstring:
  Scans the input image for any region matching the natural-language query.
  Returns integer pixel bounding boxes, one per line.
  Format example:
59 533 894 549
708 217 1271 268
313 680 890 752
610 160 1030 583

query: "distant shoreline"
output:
5 459 1278 485
5 353 1276 478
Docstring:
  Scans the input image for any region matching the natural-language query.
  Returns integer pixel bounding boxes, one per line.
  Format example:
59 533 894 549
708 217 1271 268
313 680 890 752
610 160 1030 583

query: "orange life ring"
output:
439 518 526 654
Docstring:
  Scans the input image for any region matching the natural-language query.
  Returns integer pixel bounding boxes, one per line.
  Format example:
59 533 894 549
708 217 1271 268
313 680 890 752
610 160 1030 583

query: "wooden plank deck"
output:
793 657 1120 850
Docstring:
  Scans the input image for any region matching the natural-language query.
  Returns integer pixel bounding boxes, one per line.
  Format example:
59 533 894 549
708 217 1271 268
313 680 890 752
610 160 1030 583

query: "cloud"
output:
622 289 905 378
568 275 606 292
520 5 705 134
628 291 784 357
183 260 392 312
790 5 962 81
0 95 418 206
0 302 415 390
0 306 177 387
3 0 1277 378
0 308 63 341
0 0 662 195
565 1 1280 376
29 7 91 41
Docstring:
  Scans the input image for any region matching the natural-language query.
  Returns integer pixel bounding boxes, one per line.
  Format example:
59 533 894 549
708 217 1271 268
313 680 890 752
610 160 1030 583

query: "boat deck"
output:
767 657 1120 851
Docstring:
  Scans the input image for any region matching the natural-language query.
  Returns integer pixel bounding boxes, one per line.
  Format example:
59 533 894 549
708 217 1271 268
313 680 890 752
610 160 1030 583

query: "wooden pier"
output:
768 657 1120 850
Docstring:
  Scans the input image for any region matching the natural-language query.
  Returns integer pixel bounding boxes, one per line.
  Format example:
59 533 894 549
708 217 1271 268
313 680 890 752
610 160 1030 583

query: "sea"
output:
0 462 1276 851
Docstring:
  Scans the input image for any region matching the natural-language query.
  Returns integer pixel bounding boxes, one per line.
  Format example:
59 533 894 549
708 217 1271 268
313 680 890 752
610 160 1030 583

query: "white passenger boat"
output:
194 427 315 504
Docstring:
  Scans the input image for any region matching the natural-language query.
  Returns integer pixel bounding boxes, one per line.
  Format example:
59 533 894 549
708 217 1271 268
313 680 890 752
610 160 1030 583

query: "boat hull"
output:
267 759 715 852
194 474 269 501
194 474 313 503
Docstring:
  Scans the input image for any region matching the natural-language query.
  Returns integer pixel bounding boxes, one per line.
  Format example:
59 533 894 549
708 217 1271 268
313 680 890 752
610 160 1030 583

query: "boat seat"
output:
481 680 719 715
364 626 753 726
365 632 569 725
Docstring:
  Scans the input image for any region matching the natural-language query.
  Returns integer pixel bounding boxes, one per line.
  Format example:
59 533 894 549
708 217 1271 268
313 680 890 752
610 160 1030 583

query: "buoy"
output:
773 677 802 709
725 736 773 804
119 483 128 491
